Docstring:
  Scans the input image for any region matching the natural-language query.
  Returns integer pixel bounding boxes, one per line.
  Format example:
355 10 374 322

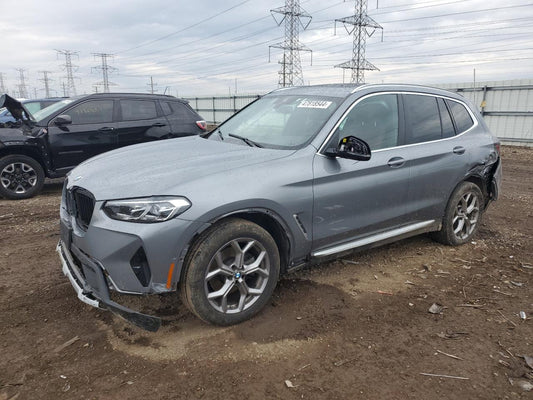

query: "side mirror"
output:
54 114 72 126
324 136 371 161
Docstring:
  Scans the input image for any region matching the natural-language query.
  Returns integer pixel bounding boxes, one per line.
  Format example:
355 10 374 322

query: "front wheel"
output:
432 181 484 246
0 155 45 199
180 218 280 325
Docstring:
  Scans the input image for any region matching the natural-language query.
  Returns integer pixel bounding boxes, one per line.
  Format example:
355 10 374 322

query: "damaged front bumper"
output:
57 240 161 332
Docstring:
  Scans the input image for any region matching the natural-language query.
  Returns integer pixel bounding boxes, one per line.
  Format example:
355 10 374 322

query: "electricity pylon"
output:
92 53 117 93
335 0 383 84
270 0 312 87
56 50 79 96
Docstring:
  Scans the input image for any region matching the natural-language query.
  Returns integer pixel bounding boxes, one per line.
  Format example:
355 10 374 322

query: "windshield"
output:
32 98 75 122
212 94 342 149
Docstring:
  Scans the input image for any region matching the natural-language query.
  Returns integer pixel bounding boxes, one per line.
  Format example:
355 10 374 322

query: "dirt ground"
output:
0 147 532 400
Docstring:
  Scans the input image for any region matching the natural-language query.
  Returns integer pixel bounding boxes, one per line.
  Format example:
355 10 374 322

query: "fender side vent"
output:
293 213 308 240
130 247 151 287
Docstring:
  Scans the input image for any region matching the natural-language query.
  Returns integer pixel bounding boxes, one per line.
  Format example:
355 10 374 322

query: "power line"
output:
116 0 253 54
379 3 533 24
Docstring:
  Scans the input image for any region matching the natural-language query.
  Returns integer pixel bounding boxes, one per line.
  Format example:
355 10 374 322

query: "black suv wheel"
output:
0 155 45 199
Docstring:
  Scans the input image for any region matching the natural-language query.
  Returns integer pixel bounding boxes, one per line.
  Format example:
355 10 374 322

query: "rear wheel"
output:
180 218 280 325
0 155 45 199
432 181 484 246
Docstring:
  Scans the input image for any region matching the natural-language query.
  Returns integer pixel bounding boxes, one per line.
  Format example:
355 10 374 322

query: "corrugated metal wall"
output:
185 80 533 146
437 79 533 146
185 94 261 126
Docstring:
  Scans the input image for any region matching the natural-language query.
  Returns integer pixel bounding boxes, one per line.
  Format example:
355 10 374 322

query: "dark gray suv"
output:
58 84 501 331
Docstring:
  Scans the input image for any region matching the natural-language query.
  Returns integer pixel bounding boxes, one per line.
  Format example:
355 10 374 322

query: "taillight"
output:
196 120 207 131
495 142 500 156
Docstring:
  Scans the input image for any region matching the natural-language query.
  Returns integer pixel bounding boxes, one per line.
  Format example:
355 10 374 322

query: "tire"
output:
180 218 280 325
432 181 484 246
0 155 45 200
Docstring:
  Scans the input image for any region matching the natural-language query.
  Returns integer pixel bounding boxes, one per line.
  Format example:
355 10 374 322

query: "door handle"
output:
98 127 115 132
387 157 405 168
152 122 166 127
453 146 466 155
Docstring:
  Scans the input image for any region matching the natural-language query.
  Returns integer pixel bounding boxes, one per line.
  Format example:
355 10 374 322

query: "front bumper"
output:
57 239 161 332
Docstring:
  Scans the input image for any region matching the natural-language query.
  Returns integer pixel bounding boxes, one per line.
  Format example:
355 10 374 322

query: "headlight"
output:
103 196 191 223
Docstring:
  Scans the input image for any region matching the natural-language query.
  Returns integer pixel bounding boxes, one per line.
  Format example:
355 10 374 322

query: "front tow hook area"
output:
57 241 162 332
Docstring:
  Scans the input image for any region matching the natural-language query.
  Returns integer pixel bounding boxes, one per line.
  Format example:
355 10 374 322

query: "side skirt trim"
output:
311 220 437 258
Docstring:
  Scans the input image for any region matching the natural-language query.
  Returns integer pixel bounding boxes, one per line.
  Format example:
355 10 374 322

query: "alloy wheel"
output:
452 191 480 240
204 238 270 314
0 162 38 194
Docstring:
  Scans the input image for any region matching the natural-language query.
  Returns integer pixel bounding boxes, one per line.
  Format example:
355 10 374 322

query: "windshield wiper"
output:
228 133 263 148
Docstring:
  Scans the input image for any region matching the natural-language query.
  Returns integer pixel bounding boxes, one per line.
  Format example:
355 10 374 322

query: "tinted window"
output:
446 100 474 133
121 100 157 121
161 102 172 116
68 100 114 125
438 98 455 138
169 102 191 119
334 94 399 150
404 94 441 144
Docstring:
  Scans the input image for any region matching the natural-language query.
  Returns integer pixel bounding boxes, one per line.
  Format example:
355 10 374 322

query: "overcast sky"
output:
1 0 532 98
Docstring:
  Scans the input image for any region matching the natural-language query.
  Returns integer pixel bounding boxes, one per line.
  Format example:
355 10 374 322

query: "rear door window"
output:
120 100 158 121
160 102 173 116
403 94 441 144
446 100 474 133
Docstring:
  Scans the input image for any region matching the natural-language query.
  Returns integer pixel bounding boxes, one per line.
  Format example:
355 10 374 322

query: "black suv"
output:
0 93 206 199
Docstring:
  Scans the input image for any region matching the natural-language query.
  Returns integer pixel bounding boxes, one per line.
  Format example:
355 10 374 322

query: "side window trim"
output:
317 91 479 156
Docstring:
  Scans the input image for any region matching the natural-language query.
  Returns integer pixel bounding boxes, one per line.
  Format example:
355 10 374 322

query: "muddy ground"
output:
0 147 532 400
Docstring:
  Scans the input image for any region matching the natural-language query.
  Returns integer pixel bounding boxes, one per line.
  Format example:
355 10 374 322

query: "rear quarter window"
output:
446 100 475 133
170 102 196 120
437 98 455 138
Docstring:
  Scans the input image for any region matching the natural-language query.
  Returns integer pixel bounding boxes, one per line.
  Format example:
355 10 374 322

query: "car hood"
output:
69 136 295 201
0 127 31 141
0 94 35 124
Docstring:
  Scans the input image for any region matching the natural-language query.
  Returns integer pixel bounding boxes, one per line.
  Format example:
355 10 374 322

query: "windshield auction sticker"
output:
297 99 333 109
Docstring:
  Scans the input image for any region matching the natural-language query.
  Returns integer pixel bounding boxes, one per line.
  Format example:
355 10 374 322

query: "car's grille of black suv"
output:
72 188 95 230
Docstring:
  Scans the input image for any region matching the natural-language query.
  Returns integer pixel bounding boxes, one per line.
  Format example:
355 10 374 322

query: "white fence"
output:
438 79 533 146
185 79 533 146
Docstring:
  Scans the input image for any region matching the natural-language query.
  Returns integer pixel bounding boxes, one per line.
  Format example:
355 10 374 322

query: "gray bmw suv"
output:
58 84 501 331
